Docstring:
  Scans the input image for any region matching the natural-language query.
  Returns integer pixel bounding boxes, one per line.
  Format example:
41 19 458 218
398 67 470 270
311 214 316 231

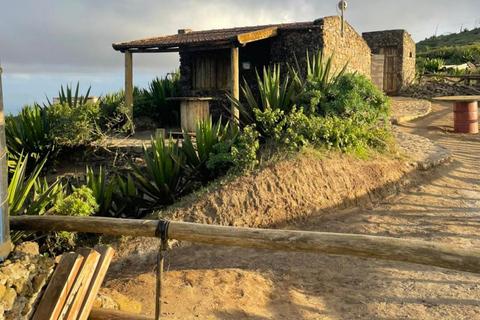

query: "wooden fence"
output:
9 215 480 319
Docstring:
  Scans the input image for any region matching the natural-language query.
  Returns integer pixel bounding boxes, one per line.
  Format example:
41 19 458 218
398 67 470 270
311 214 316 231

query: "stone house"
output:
362 30 416 95
113 16 414 126
113 16 371 122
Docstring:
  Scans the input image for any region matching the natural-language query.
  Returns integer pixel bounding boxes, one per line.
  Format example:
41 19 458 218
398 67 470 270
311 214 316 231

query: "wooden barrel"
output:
453 101 478 134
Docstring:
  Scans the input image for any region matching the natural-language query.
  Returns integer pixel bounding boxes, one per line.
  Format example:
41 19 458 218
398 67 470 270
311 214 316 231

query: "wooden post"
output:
0 63 11 261
10 216 480 275
230 45 240 121
125 51 134 132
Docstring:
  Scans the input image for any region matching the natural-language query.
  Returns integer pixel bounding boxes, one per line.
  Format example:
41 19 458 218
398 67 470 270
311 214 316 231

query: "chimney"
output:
178 29 193 34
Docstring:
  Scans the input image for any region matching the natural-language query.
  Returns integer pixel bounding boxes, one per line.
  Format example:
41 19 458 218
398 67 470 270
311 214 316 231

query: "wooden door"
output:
380 46 398 95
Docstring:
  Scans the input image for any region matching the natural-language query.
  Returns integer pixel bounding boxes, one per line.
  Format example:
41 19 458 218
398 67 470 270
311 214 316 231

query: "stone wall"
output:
269 26 323 79
0 242 55 319
320 16 372 77
402 31 416 86
371 54 385 90
362 30 416 92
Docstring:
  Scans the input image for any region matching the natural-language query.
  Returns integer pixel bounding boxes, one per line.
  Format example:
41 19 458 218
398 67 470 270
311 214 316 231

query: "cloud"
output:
0 0 478 110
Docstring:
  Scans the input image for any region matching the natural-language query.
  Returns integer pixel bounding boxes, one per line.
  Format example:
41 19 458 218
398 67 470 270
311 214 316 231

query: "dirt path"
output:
105 102 480 319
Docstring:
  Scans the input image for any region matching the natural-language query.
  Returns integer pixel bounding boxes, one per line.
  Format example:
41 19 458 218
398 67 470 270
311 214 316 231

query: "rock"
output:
0 288 17 310
0 285 6 300
12 242 39 258
133 116 159 131
98 288 142 314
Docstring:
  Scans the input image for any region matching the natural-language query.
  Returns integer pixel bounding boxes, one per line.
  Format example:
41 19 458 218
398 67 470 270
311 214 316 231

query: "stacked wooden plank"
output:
32 246 115 320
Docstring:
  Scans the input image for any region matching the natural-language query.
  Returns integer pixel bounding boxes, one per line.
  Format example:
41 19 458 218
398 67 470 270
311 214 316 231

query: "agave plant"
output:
114 173 151 218
86 166 116 217
227 65 296 137
181 117 231 184
9 155 64 243
288 51 349 97
130 136 191 206
145 71 181 126
46 82 91 108
5 104 57 166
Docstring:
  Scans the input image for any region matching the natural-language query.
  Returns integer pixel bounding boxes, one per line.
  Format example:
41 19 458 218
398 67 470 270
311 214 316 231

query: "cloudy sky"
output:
1 0 478 113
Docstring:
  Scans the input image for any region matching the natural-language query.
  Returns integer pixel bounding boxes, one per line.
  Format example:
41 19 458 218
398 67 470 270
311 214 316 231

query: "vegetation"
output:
5 104 57 167
133 71 181 126
54 186 98 217
228 52 392 165
417 43 480 65
5 52 393 255
417 27 480 52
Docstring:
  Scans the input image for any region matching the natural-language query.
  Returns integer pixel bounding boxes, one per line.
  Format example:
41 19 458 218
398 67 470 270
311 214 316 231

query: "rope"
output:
155 220 170 320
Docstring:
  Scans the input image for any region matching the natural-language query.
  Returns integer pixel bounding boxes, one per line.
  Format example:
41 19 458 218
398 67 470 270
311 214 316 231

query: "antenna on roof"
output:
338 0 348 37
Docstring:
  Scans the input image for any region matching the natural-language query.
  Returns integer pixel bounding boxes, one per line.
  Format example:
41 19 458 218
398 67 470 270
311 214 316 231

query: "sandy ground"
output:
105 101 480 319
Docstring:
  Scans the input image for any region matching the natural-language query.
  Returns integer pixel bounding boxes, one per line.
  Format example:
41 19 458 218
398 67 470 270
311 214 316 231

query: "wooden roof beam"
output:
237 27 278 45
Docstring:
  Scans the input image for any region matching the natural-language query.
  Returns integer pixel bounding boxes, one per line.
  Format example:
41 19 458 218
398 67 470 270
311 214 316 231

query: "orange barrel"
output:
453 101 478 134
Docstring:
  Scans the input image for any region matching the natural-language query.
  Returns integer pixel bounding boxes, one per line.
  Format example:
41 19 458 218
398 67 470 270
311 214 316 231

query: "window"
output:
193 57 231 90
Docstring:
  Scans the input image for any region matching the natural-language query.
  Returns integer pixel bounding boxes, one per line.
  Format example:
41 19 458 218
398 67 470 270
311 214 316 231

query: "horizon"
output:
1 0 478 114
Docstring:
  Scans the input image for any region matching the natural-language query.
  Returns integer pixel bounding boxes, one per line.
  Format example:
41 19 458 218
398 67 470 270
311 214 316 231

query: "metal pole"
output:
341 0 345 37
0 63 12 260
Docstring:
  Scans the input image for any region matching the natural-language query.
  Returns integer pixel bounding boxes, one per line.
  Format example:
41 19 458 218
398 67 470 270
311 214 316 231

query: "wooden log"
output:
33 253 84 320
61 248 101 320
77 247 116 320
88 308 153 320
10 216 480 274
230 44 240 121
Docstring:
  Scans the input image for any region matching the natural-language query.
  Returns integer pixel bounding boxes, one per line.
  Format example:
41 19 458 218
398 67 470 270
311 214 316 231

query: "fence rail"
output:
10 216 480 275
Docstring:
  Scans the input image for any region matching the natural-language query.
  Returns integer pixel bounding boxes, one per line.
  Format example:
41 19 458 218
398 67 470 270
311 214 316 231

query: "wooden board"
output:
33 253 84 320
77 247 115 320
61 248 101 320
88 308 154 320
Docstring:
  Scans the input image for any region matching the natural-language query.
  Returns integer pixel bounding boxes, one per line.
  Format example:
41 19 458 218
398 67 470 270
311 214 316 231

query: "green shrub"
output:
86 166 116 217
130 136 191 206
98 91 132 134
9 155 64 243
47 82 92 108
316 73 390 120
48 102 100 147
228 65 296 138
145 72 181 126
417 43 480 64
416 57 445 73
114 173 150 218
182 117 233 184
206 123 259 174
54 185 98 217
5 104 57 166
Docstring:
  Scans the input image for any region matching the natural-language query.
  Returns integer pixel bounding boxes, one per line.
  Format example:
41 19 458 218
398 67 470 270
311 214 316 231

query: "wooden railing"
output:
10 216 480 274
11 215 480 319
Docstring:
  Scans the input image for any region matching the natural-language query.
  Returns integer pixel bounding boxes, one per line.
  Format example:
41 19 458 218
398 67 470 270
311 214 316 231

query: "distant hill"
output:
417 28 480 52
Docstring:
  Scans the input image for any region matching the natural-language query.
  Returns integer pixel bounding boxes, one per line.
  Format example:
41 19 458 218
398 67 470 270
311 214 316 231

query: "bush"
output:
309 73 391 120
130 136 190 206
54 185 98 217
416 57 445 73
9 155 65 243
5 104 57 166
182 117 233 184
48 102 100 147
98 91 132 134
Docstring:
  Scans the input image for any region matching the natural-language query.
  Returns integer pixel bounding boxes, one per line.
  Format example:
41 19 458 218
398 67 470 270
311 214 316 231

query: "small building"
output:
362 30 416 95
112 16 372 122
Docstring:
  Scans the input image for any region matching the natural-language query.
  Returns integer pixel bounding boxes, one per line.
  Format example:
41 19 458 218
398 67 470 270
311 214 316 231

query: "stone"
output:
0 288 17 310
12 242 39 258
98 288 142 314
0 285 6 300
